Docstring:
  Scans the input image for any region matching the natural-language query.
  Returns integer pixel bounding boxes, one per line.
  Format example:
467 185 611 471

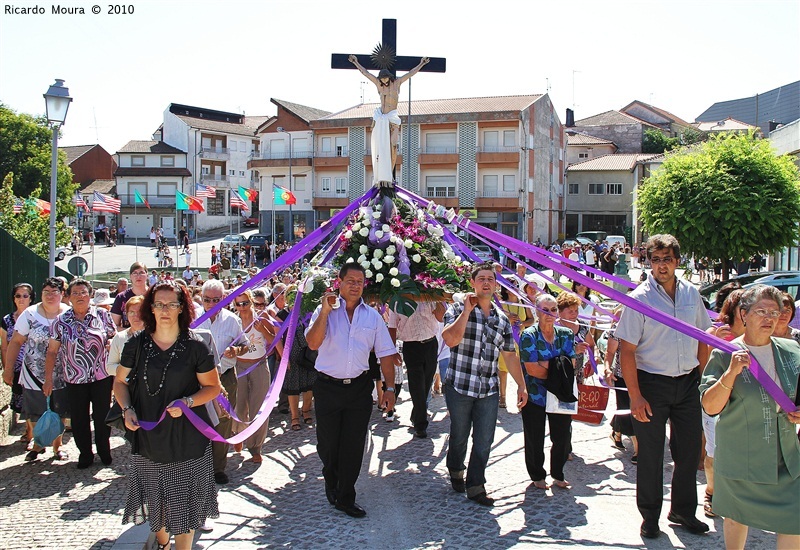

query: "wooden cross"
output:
331 19 446 77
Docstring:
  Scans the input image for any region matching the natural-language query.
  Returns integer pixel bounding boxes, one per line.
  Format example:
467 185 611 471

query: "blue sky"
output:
1 0 798 153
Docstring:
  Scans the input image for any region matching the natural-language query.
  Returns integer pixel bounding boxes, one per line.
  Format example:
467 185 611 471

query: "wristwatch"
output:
184 396 194 408
384 387 396 393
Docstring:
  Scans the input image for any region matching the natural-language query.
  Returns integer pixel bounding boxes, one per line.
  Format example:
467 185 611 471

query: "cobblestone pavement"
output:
0 390 777 549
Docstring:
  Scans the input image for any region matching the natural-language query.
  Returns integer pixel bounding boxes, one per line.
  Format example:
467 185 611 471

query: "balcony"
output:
248 149 313 169
476 188 520 210
199 146 229 160
418 146 459 165
313 189 349 208
476 145 520 164
200 173 228 183
421 187 458 208
315 148 350 168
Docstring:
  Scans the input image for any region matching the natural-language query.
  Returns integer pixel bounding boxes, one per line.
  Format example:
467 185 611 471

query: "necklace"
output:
142 334 179 396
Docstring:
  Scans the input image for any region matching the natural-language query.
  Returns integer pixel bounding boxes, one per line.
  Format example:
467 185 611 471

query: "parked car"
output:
245 233 271 261
576 231 607 242
470 244 494 263
242 216 259 228
699 270 800 309
55 246 69 261
219 234 247 251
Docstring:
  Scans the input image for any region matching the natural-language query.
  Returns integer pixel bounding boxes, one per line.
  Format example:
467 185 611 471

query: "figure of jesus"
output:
348 54 429 186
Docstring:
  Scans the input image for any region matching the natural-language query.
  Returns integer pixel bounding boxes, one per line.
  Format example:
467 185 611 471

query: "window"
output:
425 175 456 198
606 183 623 195
229 169 236 176
157 182 176 197
294 176 306 192
335 177 347 196
201 165 210 175
484 131 498 151
335 137 348 157
588 183 604 195
239 141 246 152
207 195 224 216
483 175 498 197
131 155 145 167
568 183 579 195
425 133 457 153
321 177 331 192
503 130 515 147
239 171 245 177
129 182 148 204
321 137 332 153
229 141 238 152
293 138 308 156
578 152 589 159
502 174 516 192
160 155 174 167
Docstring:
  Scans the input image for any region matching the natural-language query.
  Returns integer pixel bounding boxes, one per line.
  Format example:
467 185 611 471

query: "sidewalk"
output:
2 387 776 549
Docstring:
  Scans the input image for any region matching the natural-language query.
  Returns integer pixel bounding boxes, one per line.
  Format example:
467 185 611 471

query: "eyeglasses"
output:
540 307 559 313
127 310 141 317
750 308 781 319
649 257 676 265
14 294 31 299
42 289 63 296
253 302 267 308
70 291 91 297
202 297 222 304
152 302 182 311
234 300 251 307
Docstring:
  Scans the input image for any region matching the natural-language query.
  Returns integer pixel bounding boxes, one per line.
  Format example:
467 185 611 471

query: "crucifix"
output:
332 19 446 187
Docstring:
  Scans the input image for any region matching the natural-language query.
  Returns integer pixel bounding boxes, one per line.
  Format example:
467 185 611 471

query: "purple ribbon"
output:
397 188 797 413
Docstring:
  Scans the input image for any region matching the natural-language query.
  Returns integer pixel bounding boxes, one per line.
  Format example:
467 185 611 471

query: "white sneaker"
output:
385 411 395 422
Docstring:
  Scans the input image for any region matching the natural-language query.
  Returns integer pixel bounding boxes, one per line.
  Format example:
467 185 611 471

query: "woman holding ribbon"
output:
115 281 221 550
700 284 800 549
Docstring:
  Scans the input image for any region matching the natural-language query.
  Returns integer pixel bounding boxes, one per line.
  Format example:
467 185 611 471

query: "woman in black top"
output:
114 281 222 550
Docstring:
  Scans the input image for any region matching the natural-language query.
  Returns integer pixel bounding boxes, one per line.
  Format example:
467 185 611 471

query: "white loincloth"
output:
371 108 401 185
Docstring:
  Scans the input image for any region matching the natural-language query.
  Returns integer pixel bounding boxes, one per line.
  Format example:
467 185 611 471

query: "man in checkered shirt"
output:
442 262 528 506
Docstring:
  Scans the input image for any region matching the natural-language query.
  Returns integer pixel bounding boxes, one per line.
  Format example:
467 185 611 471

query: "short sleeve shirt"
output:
110 288 137 328
14 304 69 390
519 325 575 406
51 306 116 384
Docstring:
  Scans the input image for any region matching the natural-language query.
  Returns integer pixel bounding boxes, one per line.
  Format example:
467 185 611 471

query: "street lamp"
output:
277 127 292 243
44 79 73 277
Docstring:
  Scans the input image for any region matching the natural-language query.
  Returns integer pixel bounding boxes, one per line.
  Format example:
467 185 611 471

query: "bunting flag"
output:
273 184 296 205
176 190 204 212
238 186 258 202
12 196 24 214
25 198 51 216
92 191 121 213
75 193 89 212
134 190 151 209
196 183 217 198
230 190 249 211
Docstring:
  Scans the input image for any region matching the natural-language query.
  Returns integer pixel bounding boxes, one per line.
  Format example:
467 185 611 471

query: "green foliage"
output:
637 132 800 263
643 128 705 154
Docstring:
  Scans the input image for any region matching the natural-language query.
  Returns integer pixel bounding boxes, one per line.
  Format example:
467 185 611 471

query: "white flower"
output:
361 261 371 270
301 277 314 293
391 278 401 288
389 267 399 276
357 254 366 263
412 254 422 263
428 225 444 237
359 245 369 254
352 222 361 231
375 273 384 282
345 230 353 239
455 256 462 262
372 211 381 219
346 257 355 263
359 227 369 237
375 230 384 239
386 245 396 255
384 255 395 264
444 251 455 261
373 249 384 259
373 260 384 270
382 224 390 232
404 239 413 249
365 269 373 278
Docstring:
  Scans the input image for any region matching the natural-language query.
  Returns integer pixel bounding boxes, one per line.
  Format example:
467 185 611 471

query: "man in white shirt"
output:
197 279 245 485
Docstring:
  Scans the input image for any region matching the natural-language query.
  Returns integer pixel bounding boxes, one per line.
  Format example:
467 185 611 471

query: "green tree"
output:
637 132 800 278
642 127 705 154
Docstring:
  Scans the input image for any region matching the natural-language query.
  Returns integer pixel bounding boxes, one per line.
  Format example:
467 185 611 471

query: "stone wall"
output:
570 123 643 153
0 382 13 444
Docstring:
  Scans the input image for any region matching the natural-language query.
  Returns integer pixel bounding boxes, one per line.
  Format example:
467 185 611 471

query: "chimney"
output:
566 108 575 128
768 120 780 133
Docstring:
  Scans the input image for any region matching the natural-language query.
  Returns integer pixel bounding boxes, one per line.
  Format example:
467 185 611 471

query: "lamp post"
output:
277 127 292 243
43 79 73 277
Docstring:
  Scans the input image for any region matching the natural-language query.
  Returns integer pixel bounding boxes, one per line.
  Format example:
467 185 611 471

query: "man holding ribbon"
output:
616 234 711 539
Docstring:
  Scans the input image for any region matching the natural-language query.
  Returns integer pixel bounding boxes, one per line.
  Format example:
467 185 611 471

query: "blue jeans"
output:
444 383 498 495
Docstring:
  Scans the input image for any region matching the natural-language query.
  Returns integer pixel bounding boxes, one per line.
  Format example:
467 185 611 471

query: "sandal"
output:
290 417 301 431
25 448 46 462
499 396 507 408
704 491 717 518
631 454 638 465
302 409 313 424
156 540 171 550
610 431 625 451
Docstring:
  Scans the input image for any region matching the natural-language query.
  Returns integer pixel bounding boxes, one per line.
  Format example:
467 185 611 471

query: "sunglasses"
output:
253 302 267 308
234 300 251 307
14 294 31 299
202 297 223 304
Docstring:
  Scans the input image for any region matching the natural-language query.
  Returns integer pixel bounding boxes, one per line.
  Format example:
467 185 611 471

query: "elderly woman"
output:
1 283 35 442
44 279 117 468
519 293 578 490
115 281 221 550
5 278 69 461
107 296 145 376
700 285 800 549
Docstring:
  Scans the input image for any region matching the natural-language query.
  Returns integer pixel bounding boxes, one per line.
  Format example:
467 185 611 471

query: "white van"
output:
606 235 626 249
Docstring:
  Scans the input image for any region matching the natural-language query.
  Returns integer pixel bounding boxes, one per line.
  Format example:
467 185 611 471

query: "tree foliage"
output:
0 103 77 255
637 132 800 265
642 127 705 154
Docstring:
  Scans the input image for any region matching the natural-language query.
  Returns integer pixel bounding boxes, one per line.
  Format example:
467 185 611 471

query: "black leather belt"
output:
316 370 369 385
405 336 437 345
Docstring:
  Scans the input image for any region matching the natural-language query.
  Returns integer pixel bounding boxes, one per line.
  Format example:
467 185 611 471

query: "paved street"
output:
0 389 776 549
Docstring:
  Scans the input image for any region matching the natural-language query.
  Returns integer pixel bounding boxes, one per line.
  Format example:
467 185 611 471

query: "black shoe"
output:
415 429 428 438
24 448 46 462
214 472 229 485
335 501 366 518
325 485 337 506
99 454 113 466
667 512 709 534
450 477 466 493
468 492 495 507
77 454 95 469
640 520 660 539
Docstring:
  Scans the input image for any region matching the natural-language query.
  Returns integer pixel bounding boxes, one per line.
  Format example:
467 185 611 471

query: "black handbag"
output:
105 335 142 431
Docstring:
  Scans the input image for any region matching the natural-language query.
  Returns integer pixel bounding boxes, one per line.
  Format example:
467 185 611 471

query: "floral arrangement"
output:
286 266 337 316
331 196 471 315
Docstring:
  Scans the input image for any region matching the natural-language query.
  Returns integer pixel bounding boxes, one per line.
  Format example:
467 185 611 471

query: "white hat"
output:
523 273 547 291
92 288 114 306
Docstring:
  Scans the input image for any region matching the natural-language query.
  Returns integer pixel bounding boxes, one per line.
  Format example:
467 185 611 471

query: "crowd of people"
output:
2 232 799 549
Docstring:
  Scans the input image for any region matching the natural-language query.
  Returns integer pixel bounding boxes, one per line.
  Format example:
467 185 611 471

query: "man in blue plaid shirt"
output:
442 262 528 506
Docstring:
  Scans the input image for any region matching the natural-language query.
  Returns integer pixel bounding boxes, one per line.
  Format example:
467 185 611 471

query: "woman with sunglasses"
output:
701 284 800 549
232 288 281 463
1 283 35 443
115 282 222 550
4 278 69 461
